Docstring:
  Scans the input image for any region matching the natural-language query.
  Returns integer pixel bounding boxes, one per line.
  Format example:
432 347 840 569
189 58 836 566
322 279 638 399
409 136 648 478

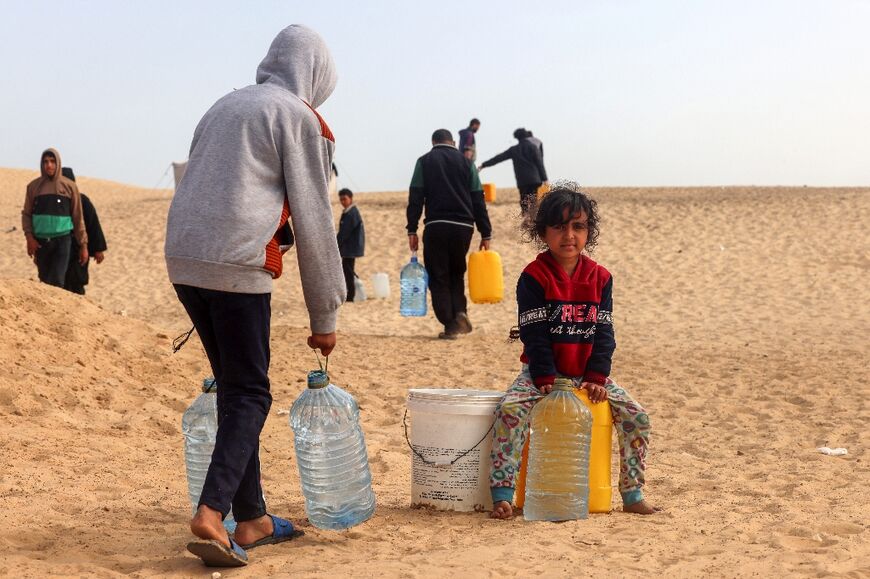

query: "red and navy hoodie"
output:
517 251 615 386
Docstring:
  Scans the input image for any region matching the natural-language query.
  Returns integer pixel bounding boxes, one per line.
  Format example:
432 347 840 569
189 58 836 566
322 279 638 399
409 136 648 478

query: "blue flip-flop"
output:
186 537 248 567
238 514 304 550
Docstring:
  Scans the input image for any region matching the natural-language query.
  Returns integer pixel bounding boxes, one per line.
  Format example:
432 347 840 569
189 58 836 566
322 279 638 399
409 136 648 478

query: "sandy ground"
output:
0 167 868 578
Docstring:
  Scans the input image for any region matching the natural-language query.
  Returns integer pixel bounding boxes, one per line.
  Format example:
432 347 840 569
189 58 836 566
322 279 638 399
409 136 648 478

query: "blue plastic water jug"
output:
181 377 237 533
290 370 376 530
400 253 428 317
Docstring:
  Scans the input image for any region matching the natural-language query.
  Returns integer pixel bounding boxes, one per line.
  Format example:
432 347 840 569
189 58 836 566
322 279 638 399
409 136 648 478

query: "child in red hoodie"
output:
490 183 659 518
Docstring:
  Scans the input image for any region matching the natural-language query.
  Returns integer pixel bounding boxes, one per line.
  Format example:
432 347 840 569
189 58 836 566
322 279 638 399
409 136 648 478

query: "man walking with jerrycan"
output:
406 129 493 339
165 25 345 567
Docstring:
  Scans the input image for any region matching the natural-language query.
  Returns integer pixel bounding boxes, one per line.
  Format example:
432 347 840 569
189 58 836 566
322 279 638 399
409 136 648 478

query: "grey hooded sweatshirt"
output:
165 25 345 334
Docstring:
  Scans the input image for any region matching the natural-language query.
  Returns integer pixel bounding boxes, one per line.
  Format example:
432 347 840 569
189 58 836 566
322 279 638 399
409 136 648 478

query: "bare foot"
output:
190 505 231 547
233 515 274 546
623 499 661 515
490 501 514 519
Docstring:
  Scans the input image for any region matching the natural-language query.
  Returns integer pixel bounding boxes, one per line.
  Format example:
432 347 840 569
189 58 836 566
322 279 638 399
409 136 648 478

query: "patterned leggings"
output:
489 367 651 506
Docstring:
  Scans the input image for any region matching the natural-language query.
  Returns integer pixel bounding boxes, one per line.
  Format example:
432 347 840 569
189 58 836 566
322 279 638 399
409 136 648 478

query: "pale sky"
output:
1 0 868 191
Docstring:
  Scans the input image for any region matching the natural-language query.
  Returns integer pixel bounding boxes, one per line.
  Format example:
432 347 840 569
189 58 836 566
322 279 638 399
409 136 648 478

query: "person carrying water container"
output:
406 128 493 339
478 128 547 215
489 182 660 519
165 25 345 567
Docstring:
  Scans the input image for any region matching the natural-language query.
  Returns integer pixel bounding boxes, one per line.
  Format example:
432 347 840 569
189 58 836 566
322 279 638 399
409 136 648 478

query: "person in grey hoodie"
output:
165 25 345 567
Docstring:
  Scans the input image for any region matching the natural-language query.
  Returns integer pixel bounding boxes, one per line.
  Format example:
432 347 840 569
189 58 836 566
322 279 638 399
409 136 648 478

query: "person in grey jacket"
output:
336 188 365 302
164 25 345 567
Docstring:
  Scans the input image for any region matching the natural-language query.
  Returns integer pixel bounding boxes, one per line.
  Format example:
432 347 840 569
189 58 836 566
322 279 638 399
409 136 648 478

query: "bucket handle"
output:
402 409 495 466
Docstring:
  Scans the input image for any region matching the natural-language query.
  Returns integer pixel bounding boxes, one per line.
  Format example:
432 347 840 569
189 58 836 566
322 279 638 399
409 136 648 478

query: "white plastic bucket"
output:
371 273 390 299
406 388 503 511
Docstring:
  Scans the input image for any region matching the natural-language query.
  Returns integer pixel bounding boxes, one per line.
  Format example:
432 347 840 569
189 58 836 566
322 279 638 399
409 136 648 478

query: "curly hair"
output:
521 181 600 252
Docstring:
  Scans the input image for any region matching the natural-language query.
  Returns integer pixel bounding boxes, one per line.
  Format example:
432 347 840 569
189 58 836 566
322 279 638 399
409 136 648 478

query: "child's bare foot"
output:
233 515 275 546
490 501 514 519
190 505 231 547
623 499 661 515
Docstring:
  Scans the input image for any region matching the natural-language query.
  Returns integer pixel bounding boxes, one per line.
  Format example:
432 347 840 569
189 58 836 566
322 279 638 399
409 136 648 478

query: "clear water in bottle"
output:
523 380 592 521
290 371 376 530
400 255 428 316
181 377 237 533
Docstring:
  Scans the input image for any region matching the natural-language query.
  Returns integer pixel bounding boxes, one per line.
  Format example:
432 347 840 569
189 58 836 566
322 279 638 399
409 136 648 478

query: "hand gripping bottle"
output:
181 378 237 532
400 252 428 316
290 370 376 530
523 378 593 521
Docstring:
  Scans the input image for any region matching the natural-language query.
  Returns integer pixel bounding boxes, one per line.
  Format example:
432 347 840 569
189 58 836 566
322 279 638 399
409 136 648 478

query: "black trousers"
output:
174 284 271 522
519 184 541 214
35 234 71 288
64 250 89 295
342 257 356 302
422 222 473 328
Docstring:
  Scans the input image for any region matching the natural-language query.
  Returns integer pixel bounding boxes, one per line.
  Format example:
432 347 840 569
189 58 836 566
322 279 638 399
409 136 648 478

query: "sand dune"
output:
0 167 868 577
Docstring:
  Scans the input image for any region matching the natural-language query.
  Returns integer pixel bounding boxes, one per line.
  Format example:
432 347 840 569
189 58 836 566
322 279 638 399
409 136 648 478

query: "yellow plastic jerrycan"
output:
483 183 497 203
468 249 504 304
515 387 613 513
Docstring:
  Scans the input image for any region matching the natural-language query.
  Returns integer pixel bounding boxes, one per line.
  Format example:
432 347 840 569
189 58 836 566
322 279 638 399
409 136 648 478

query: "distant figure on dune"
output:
406 128 493 339
60 167 107 295
328 162 338 197
458 118 481 161
165 25 343 568
479 128 548 214
336 188 365 302
21 148 88 288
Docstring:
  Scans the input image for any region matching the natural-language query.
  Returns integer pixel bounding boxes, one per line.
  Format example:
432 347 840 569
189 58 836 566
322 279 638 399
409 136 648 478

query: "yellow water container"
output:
468 249 503 304
515 387 612 513
536 182 550 200
483 183 497 203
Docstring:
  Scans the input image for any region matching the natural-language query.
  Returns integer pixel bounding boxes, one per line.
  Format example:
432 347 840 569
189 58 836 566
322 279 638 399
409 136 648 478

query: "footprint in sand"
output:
817 522 864 537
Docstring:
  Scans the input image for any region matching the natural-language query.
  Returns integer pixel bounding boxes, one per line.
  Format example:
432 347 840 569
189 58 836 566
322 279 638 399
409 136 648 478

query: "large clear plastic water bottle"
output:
523 378 592 521
181 377 237 533
400 253 428 317
290 370 376 530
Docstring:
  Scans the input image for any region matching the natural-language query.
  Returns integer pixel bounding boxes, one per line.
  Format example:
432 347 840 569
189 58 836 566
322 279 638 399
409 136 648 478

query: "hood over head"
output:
255 25 337 108
40 148 62 181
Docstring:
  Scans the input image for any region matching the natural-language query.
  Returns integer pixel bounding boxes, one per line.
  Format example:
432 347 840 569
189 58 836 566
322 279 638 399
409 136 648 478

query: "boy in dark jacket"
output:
61 167 107 295
336 188 365 301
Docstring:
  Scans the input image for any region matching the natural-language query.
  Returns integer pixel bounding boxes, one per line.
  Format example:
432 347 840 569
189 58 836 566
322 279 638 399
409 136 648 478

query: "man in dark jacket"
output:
457 118 480 161
479 128 548 213
336 188 364 302
22 148 88 287
406 129 493 339
61 167 107 294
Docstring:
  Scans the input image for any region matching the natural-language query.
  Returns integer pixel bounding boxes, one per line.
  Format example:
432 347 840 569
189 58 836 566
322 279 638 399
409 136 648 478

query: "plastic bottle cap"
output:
202 377 217 393
552 377 574 392
307 370 330 389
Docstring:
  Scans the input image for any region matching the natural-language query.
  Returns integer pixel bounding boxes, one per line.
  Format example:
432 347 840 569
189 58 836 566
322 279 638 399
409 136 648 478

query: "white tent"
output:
172 161 188 190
